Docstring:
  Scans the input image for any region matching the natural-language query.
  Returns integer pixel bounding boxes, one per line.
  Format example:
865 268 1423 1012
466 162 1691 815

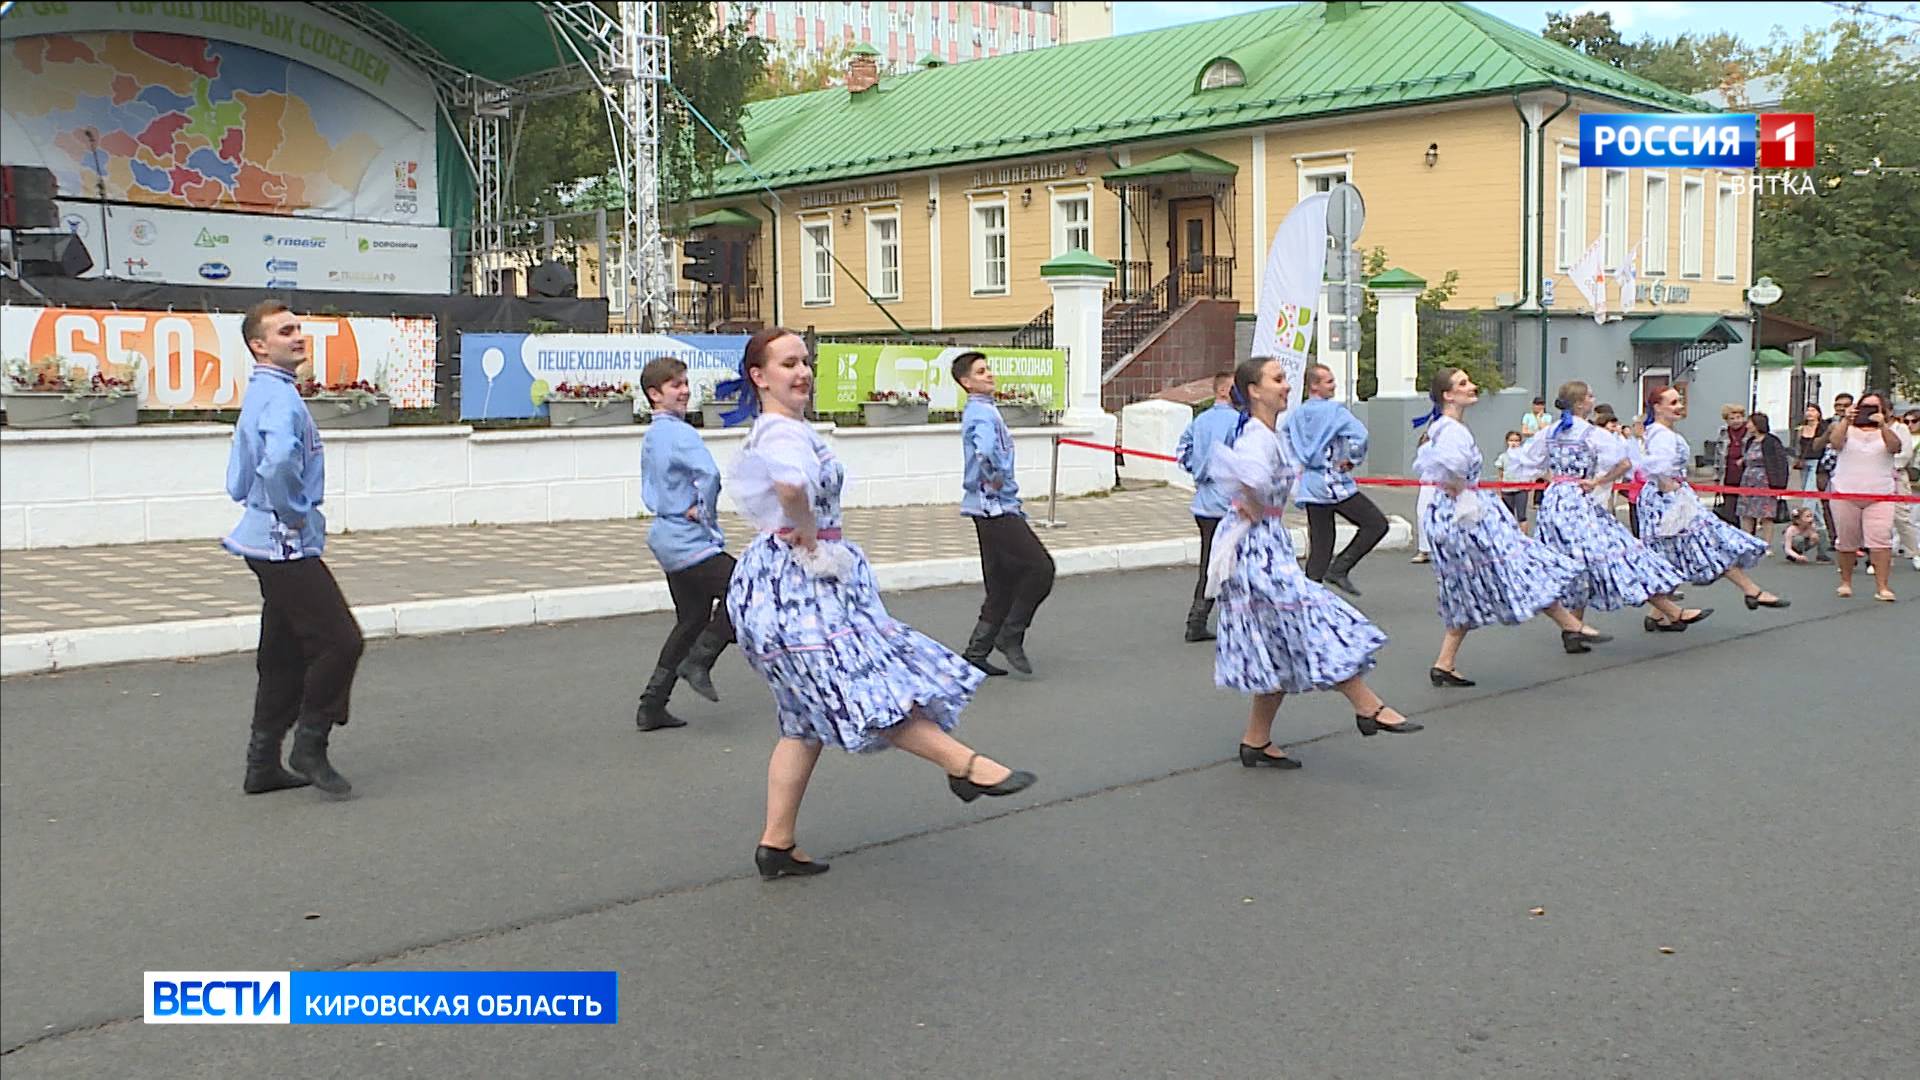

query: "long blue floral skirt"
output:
727 533 984 752
1534 483 1684 611
1423 488 1582 630
1214 519 1388 694
1634 483 1766 585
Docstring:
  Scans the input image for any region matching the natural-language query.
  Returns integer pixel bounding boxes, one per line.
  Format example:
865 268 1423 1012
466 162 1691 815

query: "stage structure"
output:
311 2 672 329
0 1 672 329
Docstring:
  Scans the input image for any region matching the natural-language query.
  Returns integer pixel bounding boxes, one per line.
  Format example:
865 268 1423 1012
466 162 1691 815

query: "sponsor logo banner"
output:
458 333 749 421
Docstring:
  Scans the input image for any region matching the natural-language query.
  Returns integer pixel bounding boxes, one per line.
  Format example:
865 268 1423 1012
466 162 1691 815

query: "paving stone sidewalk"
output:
2 485 1228 637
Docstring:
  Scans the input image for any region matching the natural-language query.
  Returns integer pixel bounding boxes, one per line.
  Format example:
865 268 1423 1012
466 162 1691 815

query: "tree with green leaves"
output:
746 42 857 103
1544 9 1758 95
1755 18 1920 395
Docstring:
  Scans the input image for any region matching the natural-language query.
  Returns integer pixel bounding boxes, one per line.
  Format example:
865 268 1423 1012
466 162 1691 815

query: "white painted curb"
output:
2 517 1410 676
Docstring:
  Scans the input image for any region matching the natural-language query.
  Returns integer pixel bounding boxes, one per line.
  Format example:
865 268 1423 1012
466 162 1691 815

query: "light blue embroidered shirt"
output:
1295 429 1368 505
960 394 1022 518
641 412 726 572
1177 402 1240 519
222 364 326 561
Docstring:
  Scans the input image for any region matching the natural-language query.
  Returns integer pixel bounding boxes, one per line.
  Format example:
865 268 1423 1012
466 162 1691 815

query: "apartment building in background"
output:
715 1 1114 73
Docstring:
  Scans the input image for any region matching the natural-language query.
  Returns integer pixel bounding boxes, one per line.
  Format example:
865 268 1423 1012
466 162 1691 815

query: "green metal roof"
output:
1807 348 1868 368
681 207 761 232
1103 149 1239 182
359 2 592 85
709 1 1702 197
1368 267 1427 289
1630 315 1744 345
1754 348 1796 368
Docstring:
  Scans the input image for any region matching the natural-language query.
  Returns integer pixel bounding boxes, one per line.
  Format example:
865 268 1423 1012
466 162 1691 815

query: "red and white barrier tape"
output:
1054 437 1920 504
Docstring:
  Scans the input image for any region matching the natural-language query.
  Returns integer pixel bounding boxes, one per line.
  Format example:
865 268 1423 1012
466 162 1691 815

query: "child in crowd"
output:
1782 507 1821 564
1494 430 1530 533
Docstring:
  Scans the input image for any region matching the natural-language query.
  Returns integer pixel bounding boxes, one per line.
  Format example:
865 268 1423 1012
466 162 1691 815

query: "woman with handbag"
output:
1792 404 1834 560
1636 387 1789 610
720 328 1037 880
1736 412 1791 552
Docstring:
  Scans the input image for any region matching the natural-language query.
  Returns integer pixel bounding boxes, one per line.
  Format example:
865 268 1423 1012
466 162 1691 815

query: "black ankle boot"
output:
674 628 731 703
287 723 351 796
242 721 310 795
961 620 1008 676
635 666 688 731
1184 597 1216 642
995 622 1033 674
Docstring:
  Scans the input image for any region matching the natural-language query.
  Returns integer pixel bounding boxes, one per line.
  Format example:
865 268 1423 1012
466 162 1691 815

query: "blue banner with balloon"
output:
459 333 749 420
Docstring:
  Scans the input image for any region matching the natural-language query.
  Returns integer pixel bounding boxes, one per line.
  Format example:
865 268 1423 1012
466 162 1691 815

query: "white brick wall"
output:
1 419 1116 549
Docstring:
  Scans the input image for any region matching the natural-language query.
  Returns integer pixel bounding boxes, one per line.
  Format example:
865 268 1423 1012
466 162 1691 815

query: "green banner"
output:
812 343 1067 414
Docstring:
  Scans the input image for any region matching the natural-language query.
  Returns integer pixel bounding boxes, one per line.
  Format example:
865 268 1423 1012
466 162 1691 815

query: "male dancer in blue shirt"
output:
1176 371 1238 642
635 356 735 730
1290 363 1387 597
223 300 359 797
954 351 1054 676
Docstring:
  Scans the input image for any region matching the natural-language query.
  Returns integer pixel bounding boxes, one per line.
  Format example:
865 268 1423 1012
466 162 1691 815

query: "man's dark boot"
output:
961 620 1008 677
635 666 688 731
995 621 1033 675
1324 554 1362 598
287 722 351 796
243 720 310 794
674 629 730 703
1184 596 1216 643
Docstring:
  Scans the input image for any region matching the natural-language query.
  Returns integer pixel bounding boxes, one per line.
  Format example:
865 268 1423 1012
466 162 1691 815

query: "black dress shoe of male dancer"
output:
961 620 1009 676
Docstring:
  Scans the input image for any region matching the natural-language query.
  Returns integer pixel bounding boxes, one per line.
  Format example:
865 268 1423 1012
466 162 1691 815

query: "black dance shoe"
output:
1644 615 1688 632
755 845 829 880
1744 593 1790 609
1429 667 1476 687
1324 571 1362 598
1238 742 1303 769
1356 707 1423 737
1560 630 1593 654
948 753 1037 803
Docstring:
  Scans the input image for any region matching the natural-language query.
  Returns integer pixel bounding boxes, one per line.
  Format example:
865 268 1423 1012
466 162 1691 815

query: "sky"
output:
1109 2 1909 43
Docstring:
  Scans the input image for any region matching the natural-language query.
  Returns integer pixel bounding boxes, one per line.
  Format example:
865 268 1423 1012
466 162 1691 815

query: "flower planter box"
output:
305 396 392 429
861 401 929 427
699 400 741 428
3 391 139 429
999 404 1050 428
548 397 636 427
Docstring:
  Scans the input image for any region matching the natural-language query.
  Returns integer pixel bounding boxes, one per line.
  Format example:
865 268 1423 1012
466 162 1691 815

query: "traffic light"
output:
682 238 726 285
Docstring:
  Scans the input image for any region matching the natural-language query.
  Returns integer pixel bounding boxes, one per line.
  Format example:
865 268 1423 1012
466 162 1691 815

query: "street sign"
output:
1328 317 1359 353
1542 277 1557 306
1325 282 1366 317
1326 182 1365 250
1325 246 1365 284
1748 276 1783 306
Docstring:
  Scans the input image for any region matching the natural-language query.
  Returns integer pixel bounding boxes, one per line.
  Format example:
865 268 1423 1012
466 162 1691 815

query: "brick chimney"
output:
847 43 881 94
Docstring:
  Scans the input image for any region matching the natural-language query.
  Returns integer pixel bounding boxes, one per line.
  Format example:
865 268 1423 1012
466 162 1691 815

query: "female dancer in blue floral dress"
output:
1206 357 1419 770
1416 368 1597 688
722 328 1037 880
1636 385 1790 611
1509 380 1710 633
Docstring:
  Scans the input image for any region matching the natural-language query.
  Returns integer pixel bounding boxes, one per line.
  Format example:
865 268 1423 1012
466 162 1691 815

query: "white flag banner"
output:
1251 193 1331 405
1569 236 1608 325
1615 243 1640 316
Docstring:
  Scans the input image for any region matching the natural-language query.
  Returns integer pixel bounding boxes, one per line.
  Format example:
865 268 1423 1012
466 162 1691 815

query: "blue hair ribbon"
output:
713 372 758 428
1553 406 1575 435
1643 404 1657 428
1410 404 1442 430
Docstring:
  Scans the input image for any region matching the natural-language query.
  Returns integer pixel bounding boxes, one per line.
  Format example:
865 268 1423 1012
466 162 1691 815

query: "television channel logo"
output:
1581 114 1814 169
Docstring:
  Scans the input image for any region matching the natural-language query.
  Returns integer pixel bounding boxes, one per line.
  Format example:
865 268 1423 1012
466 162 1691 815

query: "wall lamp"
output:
841 207 853 224
1425 142 1439 168
1021 186 1032 207
927 197 938 216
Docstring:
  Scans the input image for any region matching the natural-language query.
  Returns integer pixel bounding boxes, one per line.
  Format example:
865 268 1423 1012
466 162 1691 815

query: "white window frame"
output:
801 217 834 306
1051 190 1092 257
1641 172 1669 276
969 197 1009 296
1601 168 1629 271
1555 158 1586 271
1714 179 1738 281
865 208 901 300
1680 176 1704 279
1296 157 1351 203
605 238 630 314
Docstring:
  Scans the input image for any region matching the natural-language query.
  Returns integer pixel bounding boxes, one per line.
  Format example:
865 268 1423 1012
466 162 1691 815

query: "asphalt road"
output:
3 556 1915 1078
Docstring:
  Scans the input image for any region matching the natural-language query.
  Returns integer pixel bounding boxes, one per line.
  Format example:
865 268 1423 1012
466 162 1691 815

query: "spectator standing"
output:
1736 412 1790 552
1826 390 1912 601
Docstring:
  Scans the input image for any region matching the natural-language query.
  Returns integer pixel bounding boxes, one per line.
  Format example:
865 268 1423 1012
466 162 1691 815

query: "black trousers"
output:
1193 515 1221 602
973 514 1055 629
1303 492 1389 581
654 552 737 671
247 558 364 732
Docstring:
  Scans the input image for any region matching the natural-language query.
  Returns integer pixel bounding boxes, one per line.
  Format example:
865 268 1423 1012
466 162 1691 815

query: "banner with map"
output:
0 3 438 224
